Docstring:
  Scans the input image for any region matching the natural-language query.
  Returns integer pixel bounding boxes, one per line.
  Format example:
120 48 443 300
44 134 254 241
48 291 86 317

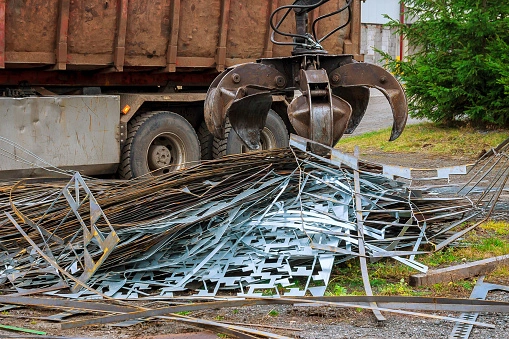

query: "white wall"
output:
361 0 401 24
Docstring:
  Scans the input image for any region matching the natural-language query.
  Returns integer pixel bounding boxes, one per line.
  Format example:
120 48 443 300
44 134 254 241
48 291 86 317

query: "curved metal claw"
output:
204 68 234 139
228 92 273 150
203 63 287 148
288 93 352 147
288 68 352 151
333 86 370 134
331 62 408 141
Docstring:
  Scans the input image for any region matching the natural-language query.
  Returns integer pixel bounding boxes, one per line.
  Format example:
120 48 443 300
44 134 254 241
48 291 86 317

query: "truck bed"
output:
0 0 359 86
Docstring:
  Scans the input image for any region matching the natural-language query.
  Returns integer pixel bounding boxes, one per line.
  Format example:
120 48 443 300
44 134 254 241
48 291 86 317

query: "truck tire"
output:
118 111 200 179
213 109 289 158
197 120 214 160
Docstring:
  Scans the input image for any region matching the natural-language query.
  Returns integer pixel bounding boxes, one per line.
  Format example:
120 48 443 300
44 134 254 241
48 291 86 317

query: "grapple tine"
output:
228 92 273 150
333 86 370 134
331 63 408 141
203 63 287 142
204 69 234 139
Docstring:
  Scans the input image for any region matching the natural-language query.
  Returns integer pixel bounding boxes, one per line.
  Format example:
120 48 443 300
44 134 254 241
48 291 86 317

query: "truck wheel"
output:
197 120 214 160
213 109 289 158
118 111 200 179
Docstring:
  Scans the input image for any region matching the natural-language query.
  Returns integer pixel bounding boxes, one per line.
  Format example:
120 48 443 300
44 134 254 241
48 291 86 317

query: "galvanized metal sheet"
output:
0 95 120 176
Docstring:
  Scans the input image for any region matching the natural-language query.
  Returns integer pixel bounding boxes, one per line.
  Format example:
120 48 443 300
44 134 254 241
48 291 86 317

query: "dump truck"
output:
0 0 407 179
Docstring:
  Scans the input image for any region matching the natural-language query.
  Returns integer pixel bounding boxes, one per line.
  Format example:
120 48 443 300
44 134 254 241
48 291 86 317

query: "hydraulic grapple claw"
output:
203 63 286 149
288 68 352 148
203 1 408 154
331 62 408 141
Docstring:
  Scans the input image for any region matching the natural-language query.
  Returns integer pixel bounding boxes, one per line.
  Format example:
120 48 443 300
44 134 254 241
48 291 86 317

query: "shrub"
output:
381 0 509 126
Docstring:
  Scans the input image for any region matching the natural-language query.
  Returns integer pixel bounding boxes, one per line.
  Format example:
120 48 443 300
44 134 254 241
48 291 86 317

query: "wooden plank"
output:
409 254 509 287
166 0 180 72
114 0 129 72
0 0 5 69
216 0 231 72
55 0 70 70
262 0 279 58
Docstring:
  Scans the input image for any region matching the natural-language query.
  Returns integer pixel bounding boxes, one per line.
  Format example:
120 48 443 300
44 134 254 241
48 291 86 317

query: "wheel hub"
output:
148 145 172 169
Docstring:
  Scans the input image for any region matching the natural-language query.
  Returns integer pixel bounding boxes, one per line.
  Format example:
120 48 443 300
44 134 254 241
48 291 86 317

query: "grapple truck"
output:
0 0 407 178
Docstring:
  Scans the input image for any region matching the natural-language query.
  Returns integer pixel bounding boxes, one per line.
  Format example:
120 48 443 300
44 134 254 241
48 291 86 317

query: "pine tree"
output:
382 0 509 126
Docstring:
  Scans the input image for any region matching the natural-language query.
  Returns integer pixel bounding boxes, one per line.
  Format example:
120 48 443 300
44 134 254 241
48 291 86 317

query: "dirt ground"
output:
0 150 507 339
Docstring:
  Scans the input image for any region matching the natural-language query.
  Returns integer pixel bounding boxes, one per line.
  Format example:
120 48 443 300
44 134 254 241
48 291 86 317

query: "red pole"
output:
399 1 405 60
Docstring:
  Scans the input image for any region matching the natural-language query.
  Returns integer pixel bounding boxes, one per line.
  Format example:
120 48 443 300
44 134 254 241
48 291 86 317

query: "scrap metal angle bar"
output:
258 297 495 329
63 310 292 339
161 315 291 339
61 296 498 330
0 295 136 313
353 147 385 321
61 173 120 292
4 212 117 301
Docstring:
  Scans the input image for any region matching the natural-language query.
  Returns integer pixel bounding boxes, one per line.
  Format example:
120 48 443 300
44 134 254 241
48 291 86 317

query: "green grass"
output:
268 309 279 317
377 279 414 296
325 283 348 296
176 311 191 316
326 219 509 297
336 123 508 156
480 221 509 236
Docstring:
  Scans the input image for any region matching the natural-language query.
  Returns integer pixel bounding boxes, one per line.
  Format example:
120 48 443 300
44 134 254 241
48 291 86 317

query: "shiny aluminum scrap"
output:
0 135 508 299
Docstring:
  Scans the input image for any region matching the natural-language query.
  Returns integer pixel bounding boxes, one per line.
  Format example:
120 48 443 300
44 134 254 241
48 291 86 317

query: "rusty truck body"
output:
0 0 364 178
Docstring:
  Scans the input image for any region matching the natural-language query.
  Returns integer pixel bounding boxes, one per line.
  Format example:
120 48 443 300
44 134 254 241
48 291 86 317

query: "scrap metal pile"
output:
0 136 507 301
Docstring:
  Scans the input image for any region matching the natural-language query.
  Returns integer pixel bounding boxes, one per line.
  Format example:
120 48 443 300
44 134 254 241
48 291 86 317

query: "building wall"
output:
360 0 402 65
361 24 400 65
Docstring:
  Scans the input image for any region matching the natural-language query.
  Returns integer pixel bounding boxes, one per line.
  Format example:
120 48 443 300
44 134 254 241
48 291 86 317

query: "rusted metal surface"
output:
166 0 181 73
0 1 358 87
140 333 217 339
204 63 286 140
0 69 216 87
55 0 70 70
114 0 129 72
0 0 5 69
332 62 408 141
